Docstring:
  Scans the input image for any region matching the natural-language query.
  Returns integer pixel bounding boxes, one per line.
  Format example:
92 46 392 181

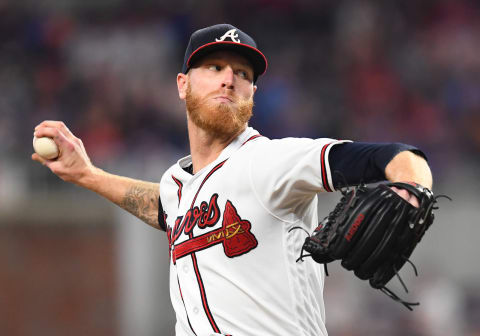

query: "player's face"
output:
179 51 257 139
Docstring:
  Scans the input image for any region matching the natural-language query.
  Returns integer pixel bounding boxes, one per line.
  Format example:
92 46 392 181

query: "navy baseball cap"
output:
181 24 268 82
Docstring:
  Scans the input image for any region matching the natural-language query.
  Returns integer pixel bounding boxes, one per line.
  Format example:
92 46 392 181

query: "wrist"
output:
77 165 104 191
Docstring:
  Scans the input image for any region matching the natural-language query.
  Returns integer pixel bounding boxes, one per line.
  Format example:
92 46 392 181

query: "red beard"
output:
185 83 254 140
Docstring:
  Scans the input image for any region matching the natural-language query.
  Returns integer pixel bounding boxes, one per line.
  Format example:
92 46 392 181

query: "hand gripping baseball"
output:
32 120 95 187
294 182 450 310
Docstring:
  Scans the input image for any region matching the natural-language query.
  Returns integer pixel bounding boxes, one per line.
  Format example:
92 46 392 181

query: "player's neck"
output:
187 120 242 174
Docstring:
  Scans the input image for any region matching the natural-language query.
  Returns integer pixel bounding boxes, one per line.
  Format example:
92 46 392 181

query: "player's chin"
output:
207 116 247 139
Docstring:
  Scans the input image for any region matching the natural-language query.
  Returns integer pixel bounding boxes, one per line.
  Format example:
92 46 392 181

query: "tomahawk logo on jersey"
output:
166 193 258 263
159 127 349 336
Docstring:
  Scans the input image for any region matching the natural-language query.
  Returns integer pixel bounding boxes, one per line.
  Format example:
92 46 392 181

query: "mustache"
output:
206 90 238 102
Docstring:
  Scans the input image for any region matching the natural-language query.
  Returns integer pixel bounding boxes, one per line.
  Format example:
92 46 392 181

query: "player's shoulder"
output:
272 136 335 145
251 136 338 153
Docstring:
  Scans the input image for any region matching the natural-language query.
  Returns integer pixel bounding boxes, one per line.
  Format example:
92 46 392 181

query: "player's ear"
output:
253 85 257 94
177 73 188 100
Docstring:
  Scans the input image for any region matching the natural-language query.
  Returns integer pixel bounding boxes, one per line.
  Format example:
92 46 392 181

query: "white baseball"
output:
33 136 59 160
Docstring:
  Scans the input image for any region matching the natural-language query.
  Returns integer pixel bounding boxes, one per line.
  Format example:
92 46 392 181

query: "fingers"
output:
34 125 65 141
32 122 83 167
31 152 56 169
35 120 71 133
409 195 420 208
32 121 94 186
390 186 420 208
34 120 77 143
31 153 48 165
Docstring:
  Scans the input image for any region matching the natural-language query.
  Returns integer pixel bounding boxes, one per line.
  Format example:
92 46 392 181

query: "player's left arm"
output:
384 150 432 189
329 142 432 188
384 150 432 207
328 142 433 207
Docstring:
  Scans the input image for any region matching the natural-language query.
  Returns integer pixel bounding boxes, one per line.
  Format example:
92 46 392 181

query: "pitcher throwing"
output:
33 24 435 336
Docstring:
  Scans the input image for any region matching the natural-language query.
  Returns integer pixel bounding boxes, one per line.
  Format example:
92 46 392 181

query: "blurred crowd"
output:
1 0 480 335
1 0 480 175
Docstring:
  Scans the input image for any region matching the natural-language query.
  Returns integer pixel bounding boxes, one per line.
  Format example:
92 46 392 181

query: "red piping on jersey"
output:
190 250 220 332
186 159 227 334
321 143 333 192
174 135 262 333
189 160 227 207
172 175 183 206
177 276 197 336
241 134 262 146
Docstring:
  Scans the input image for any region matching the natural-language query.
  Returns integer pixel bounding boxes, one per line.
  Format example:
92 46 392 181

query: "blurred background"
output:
1 0 479 335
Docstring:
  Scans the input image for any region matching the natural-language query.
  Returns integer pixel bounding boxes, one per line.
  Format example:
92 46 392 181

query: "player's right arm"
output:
31 121 161 230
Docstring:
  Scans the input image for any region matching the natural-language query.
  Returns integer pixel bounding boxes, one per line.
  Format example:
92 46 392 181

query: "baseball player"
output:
32 24 432 335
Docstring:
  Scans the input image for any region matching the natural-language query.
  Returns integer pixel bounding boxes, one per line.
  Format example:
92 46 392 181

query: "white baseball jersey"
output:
159 127 350 336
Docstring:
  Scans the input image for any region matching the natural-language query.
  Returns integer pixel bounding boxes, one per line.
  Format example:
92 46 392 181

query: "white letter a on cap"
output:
215 29 240 43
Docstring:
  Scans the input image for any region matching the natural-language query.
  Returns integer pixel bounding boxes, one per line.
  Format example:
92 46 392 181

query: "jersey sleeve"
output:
157 196 167 231
158 165 184 233
248 137 349 219
328 142 427 189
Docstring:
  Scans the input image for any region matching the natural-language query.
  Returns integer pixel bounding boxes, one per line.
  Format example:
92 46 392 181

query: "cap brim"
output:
186 41 268 80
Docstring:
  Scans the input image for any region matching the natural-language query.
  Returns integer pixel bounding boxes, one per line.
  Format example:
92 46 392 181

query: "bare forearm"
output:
385 151 433 189
32 121 162 229
85 168 161 229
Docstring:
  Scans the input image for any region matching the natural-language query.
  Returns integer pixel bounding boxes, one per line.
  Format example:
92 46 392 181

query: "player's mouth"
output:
214 95 234 103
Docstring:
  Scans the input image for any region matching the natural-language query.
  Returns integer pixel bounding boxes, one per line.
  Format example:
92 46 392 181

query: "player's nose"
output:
221 66 235 89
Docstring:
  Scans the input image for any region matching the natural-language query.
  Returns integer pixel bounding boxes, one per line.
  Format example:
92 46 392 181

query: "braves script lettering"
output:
169 194 221 245
168 196 258 262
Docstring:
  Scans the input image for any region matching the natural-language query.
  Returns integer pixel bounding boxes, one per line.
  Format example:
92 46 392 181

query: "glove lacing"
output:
379 259 420 311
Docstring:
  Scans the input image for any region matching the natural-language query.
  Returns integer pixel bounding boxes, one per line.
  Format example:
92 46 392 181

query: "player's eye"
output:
208 64 222 71
236 69 252 82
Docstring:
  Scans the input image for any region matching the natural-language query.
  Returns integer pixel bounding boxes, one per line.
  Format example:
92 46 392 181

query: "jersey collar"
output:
177 126 260 177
